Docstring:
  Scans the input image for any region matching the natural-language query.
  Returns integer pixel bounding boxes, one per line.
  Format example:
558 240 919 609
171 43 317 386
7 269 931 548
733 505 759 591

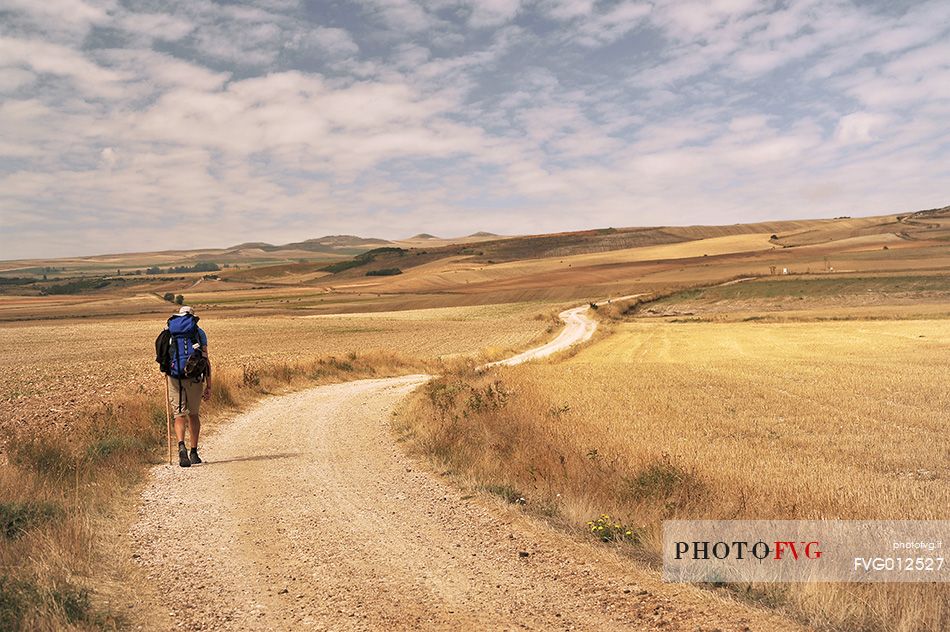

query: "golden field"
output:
4 209 948 323
0 302 554 438
0 301 555 629
396 317 949 631
2 209 949 629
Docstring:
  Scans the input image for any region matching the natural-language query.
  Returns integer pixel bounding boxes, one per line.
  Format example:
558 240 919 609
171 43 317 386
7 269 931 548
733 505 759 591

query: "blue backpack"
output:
157 314 205 379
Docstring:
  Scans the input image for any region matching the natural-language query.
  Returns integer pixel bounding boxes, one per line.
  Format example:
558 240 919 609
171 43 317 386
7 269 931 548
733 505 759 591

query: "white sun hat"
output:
176 305 195 316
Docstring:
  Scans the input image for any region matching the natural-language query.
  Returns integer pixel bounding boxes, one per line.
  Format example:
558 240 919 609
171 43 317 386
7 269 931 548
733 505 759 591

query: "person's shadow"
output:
202 452 302 465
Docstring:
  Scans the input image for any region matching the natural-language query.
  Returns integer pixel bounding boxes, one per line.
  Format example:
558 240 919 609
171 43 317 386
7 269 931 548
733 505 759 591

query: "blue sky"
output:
0 0 948 258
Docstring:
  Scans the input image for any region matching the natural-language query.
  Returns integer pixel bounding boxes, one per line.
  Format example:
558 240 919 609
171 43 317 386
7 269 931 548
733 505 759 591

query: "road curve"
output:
486 305 596 367
487 293 643 368
128 300 800 631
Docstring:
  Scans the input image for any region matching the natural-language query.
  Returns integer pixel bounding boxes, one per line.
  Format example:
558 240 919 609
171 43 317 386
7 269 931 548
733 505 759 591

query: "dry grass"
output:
0 350 430 630
642 274 950 321
0 303 549 439
0 302 550 630
395 317 950 632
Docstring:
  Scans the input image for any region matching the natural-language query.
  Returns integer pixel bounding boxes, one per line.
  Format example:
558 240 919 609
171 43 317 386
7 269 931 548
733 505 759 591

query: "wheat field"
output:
396 317 950 631
0 301 556 628
0 302 552 438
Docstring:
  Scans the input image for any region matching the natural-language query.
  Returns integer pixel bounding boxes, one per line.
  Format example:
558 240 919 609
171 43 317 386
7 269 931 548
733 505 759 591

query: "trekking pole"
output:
163 375 173 465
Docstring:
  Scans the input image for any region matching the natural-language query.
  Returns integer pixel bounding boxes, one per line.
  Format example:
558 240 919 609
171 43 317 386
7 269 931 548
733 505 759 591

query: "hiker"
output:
155 305 211 468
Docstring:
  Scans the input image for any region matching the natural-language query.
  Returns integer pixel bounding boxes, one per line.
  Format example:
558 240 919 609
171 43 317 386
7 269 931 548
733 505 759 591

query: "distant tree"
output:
167 262 220 273
365 268 402 276
770 234 778 240
175 294 184 305
163 292 175 302
147 266 161 274
42 274 48 281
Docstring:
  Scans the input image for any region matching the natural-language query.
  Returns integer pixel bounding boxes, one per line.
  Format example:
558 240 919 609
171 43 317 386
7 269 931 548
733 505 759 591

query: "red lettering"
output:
774 541 799 560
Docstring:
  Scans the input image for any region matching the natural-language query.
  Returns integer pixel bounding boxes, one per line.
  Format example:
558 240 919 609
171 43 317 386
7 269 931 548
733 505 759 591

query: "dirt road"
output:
130 308 799 631
488 294 642 368
486 305 597 367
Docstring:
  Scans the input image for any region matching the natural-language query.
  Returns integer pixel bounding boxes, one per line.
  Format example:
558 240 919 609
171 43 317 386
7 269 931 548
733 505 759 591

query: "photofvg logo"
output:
662 520 948 583
674 539 823 562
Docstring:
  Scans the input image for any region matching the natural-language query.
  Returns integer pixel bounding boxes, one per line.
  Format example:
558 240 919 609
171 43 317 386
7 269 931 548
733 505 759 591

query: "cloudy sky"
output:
0 0 948 258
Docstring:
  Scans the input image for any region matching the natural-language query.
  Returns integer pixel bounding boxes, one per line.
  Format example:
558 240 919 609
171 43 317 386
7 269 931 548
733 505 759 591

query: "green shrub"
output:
323 357 354 372
0 575 38 630
483 484 525 504
55 585 92 624
0 502 63 539
366 268 402 276
45 278 110 295
9 437 78 480
624 456 705 509
84 435 145 463
0 575 94 629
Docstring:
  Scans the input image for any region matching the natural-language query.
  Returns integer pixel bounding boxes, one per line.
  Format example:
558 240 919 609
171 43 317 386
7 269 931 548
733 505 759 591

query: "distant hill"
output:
5 202 946 274
219 235 392 259
229 242 275 250
295 235 392 248
227 235 390 253
906 205 950 219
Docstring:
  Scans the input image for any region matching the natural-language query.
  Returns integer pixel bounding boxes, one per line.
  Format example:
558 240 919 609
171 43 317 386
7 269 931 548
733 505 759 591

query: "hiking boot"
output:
178 445 191 468
189 448 202 465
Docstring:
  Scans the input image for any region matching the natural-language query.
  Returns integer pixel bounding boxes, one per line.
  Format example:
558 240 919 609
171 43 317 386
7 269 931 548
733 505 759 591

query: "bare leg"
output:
189 414 200 449
174 414 188 444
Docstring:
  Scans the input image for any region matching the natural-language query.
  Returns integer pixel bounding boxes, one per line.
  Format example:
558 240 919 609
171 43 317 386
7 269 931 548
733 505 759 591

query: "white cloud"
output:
358 0 438 33
1 0 949 258
0 36 129 97
0 0 112 41
0 66 34 91
575 1 651 46
116 11 195 41
833 112 889 144
465 0 522 27
99 146 117 168
100 49 230 91
538 0 595 21
286 26 360 56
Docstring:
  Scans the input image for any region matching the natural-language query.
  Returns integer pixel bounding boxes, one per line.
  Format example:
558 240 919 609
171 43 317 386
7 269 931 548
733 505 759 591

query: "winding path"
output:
129 302 799 631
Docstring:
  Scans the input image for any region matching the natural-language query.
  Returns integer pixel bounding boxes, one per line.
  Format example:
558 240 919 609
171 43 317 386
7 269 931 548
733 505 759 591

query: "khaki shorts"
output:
167 377 204 417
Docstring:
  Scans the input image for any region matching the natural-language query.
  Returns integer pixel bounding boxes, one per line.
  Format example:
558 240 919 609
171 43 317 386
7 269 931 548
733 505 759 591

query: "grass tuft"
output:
624 456 705 510
0 502 63 539
482 484 525 504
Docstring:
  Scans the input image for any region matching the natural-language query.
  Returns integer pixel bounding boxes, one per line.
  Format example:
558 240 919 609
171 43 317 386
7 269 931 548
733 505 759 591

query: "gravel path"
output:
129 307 801 631
486 306 597 367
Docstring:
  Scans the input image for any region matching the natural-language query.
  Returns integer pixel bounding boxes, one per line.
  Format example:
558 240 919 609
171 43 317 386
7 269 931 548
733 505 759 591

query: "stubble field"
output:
3 211 949 629
396 316 950 631
0 302 555 439
0 301 558 629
